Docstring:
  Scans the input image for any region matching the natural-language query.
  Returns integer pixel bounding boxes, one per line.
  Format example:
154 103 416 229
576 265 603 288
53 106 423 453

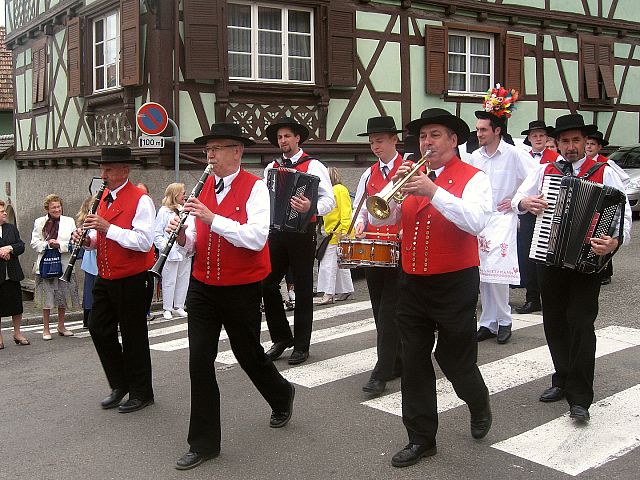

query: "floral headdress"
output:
481 84 519 119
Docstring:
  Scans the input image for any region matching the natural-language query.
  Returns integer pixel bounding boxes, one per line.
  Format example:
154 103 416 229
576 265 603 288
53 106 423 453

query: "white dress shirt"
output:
183 168 270 253
511 157 632 245
353 153 400 231
153 206 191 262
263 148 335 216
593 153 631 187
87 180 155 252
370 164 493 236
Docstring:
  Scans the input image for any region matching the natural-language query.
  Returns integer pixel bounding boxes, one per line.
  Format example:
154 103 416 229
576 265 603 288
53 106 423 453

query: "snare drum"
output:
337 238 399 268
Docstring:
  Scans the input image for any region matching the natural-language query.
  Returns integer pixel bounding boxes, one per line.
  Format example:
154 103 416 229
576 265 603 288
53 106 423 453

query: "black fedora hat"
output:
357 116 404 137
265 117 309 146
521 120 553 136
194 123 256 146
406 108 470 145
586 130 609 147
91 147 140 164
475 110 508 132
550 114 597 138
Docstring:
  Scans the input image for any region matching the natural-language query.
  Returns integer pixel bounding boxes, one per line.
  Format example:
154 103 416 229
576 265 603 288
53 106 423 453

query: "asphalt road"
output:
1 221 639 480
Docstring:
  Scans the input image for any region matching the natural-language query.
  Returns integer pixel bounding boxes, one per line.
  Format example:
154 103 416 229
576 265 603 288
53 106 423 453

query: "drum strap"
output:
347 187 368 237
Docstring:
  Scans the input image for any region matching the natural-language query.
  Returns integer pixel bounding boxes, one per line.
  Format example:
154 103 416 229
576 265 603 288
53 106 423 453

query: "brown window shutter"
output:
184 0 222 80
67 17 83 97
425 25 447 95
328 5 356 87
504 34 524 93
37 45 47 103
581 40 600 99
31 42 40 104
120 0 140 86
597 43 618 98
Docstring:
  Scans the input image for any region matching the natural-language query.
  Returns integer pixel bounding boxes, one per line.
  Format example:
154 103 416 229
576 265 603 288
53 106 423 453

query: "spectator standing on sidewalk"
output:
31 194 80 340
0 200 30 348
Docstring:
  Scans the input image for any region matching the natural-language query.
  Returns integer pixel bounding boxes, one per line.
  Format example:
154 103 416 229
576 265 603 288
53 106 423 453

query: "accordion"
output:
267 168 320 233
530 175 626 273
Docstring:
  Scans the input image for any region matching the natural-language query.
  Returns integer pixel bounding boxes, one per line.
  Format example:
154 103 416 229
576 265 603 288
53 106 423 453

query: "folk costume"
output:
372 109 493 466
86 148 156 410
262 117 334 364
469 90 537 343
512 114 632 417
517 121 560 313
178 124 294 465
352 116 405 393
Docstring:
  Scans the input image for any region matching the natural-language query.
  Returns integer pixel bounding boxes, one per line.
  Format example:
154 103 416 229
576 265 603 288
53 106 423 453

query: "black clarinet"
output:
59 181 107 283
149 164 213 278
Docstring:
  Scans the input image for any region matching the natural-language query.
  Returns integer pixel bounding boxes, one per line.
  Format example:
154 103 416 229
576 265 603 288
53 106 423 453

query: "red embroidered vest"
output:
96 182 155 280
544 157 606 183
192 169 271 286
532 148 560 164
365 154 402 238
400 157 480 275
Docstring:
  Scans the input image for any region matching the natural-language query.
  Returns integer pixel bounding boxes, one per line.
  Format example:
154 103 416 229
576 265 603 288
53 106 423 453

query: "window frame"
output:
92 9 121 94
447 30 495 96
227 1 315 85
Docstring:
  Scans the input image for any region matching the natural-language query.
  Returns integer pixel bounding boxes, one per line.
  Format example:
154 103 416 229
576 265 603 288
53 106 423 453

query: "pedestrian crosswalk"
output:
9 300 640 476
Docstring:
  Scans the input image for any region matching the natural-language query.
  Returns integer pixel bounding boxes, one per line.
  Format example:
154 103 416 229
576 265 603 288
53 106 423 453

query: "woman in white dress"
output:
153 183 193 320
31 194 80 340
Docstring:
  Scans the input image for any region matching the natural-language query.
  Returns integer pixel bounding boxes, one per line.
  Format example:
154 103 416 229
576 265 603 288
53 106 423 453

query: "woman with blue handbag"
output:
31 194 80 340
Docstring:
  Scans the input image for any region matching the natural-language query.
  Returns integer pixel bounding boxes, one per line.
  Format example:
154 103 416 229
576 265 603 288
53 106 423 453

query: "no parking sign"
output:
136 102 169 136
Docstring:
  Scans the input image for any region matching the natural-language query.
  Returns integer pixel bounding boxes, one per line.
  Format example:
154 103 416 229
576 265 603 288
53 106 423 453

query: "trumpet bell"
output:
366 195 391 220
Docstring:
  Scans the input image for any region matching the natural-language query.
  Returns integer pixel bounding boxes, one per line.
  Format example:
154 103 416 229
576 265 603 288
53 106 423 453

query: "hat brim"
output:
551 124 598 139
521 126 554 136
406 116 470 145
265 122 310 147
356 128 404 137
193 134 256 146
90 157 141 164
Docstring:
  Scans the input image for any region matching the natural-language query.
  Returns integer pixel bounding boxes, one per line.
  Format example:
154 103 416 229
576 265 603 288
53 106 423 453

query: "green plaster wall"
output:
614 0 640 21
619 66 640 105
502 0 545 9
201 93 216 127
555 37 578 54
356 11 392 33
549 0 584 14
521 33 537 46
609 112 639 145
18 119 30 151
524 57 537 96
179 91 206 142
615 43 632 59
509 101 538 133
366 41 401 93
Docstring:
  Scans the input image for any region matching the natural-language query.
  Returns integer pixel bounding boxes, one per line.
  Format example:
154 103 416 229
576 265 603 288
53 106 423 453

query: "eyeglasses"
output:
202 144 240 154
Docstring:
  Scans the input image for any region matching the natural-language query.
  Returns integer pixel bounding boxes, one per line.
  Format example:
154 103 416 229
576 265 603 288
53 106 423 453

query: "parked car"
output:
607 145 640 219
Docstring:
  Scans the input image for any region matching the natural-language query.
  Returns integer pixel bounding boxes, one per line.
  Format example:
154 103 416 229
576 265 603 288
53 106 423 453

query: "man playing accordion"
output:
512 113 632 422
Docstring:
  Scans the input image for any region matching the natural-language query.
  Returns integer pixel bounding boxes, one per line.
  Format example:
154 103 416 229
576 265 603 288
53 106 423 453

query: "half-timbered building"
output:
4 0 640 270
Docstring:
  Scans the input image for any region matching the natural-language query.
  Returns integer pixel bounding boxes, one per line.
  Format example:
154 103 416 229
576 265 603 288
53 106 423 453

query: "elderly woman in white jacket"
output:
153 183 193 320
31 194 80 340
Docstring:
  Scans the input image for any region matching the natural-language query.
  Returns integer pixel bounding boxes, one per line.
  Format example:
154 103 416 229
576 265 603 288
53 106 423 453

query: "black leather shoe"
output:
100 388 128 409
497 325 512 344
539 386 564 403
270 383 295 428
515 301 541 314
287 350 309 365
477 327 496 342
569 405 590 422
600 276 611 285
391 443 437 468
362 379 386 395
117 397 154 413
265 340 294 361
175 450 219 470
470 404 492 439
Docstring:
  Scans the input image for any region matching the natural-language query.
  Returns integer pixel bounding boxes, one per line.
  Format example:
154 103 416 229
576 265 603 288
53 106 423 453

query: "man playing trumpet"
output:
370 109 494 468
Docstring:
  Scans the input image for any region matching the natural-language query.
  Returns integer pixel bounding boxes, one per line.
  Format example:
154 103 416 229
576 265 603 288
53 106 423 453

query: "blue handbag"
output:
39 247 63 278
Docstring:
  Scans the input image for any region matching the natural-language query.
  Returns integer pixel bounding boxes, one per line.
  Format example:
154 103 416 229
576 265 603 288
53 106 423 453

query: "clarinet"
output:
149 164 213 278
59 181 107 283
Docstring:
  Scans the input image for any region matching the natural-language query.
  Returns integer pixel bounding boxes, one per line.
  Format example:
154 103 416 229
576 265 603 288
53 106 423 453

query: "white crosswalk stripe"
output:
363 325 640 417
493 384 640 476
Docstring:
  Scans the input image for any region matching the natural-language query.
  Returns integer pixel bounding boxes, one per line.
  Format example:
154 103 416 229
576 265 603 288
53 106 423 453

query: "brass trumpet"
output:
366 150 432 220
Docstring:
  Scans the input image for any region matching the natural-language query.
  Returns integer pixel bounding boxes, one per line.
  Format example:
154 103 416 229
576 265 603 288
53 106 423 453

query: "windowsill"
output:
444 92 486 102
86 88 125 108
228 81 320 96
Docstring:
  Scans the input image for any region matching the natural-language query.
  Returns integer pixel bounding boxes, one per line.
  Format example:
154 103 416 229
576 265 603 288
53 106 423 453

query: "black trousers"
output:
365 266 401 381
538 264 600 408
186 278 291 454
397 267 489 445
517 212 540 303
262 226 316 352
89 271 154 400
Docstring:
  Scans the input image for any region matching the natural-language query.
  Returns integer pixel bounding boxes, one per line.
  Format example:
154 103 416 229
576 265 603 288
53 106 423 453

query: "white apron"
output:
477 211 520 284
